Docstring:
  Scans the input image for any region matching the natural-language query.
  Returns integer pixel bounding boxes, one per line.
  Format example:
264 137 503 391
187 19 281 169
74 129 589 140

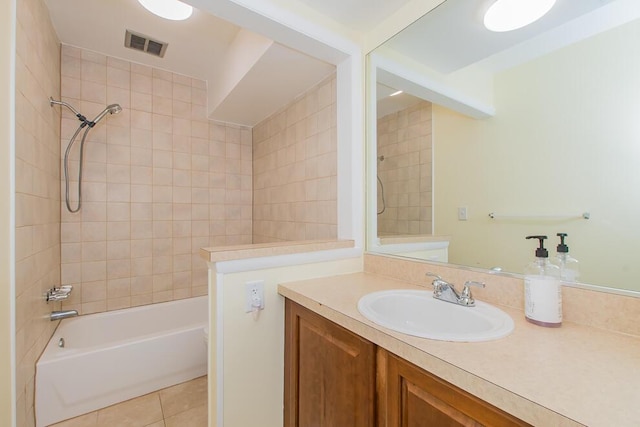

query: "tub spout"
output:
50 310 78 321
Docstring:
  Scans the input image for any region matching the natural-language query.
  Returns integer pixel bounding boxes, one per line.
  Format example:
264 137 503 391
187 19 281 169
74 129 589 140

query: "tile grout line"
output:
157 390 167 427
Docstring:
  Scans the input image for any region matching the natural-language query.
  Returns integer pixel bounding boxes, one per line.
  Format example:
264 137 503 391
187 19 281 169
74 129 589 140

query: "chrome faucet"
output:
46 285 78 321
50 310 78 321
426 273 485 307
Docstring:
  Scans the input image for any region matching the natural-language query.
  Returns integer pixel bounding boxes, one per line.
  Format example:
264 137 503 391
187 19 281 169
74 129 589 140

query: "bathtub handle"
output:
46 285 73 302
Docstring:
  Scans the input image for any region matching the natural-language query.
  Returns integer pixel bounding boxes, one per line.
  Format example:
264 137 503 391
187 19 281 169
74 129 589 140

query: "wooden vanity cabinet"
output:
378 349 531 427
285 299 531 427
284 299 376 427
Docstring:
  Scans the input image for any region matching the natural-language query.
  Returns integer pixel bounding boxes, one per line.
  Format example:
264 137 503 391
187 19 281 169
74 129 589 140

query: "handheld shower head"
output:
50 96 124 212
90 103 122 126
108 104 123 114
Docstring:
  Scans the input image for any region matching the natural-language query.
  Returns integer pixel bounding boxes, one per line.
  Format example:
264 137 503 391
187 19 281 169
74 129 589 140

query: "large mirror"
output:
366 0 640 293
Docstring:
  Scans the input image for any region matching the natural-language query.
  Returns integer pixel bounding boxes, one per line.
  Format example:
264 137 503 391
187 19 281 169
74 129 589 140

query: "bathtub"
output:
35 296 208 427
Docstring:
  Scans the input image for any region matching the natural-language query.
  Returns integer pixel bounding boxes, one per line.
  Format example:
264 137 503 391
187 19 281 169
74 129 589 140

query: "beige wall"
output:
1 0 15 425
433 18 640 290
210 256 362 426
377 100 432 235
14 0 61 425
58 46 253 315
252 74 337 243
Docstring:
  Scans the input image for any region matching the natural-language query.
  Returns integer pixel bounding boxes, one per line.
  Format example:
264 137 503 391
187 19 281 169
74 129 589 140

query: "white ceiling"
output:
43 0 338 127
45 0 626 126
294 0 413 32
373 0 640 118
212 43 335 126
44 0 241 82
384 0 617 74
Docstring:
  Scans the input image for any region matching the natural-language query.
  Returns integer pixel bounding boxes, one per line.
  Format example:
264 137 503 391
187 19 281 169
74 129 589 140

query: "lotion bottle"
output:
554 233 579 282
524 235 562 327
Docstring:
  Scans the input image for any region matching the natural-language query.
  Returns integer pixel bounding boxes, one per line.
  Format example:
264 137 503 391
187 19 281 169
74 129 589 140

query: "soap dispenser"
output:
554 233 579 282
524 235 562 327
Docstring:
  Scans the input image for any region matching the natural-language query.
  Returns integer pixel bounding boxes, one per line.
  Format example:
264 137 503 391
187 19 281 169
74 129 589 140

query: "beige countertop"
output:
278 272 640 427
199 239 354 263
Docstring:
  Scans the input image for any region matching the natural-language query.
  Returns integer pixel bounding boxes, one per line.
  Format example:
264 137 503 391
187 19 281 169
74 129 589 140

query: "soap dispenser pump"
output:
554 233 579 282
524 235 562 327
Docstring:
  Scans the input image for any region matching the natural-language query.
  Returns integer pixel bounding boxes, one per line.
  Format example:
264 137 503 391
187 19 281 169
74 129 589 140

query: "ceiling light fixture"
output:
484 0 556 32
138 0 193 21
389 90 403 97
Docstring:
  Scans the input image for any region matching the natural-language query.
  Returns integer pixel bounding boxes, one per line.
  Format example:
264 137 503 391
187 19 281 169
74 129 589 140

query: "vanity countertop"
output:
278 272 640 427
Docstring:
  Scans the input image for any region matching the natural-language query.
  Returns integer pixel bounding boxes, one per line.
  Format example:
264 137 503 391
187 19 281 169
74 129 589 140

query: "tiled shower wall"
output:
14 0 61 425
377 101 433 235
252 74 337 243
59 45 252 315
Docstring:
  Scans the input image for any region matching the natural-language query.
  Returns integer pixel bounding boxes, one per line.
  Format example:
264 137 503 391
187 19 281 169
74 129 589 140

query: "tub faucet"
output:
426 273 485 307
50 310 78 321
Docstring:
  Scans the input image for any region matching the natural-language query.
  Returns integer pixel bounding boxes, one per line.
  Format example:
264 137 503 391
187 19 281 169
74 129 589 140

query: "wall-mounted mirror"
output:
366 0 640 293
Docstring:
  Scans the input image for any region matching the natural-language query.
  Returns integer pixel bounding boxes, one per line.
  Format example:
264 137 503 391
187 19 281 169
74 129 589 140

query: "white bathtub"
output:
35 296 208 427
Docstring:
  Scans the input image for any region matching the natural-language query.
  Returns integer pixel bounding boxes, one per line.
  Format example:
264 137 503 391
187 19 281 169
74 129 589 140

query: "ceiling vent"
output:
124 30 168 58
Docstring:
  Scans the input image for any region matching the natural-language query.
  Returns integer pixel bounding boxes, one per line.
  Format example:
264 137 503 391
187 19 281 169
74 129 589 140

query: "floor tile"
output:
49 412 98 427
164 404 207 427
46 376 207 427
159 376 207 418
96 393 163 427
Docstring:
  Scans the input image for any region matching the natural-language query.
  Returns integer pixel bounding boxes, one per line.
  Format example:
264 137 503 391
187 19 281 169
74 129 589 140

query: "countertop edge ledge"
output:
200 239 354 263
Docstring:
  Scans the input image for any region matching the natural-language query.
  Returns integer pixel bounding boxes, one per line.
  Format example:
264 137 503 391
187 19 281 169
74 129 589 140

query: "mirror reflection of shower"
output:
49 97 122 213
376 86 434 236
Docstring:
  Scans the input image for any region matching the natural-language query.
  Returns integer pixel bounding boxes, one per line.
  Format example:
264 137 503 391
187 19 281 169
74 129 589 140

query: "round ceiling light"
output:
484 0 556 32
138 0 193 21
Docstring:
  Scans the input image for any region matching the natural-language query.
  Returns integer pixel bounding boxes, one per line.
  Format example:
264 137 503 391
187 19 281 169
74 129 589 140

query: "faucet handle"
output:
426 273 451 297
459 281 485 306
463 281 485 289
46 285 74 302
426 273 449 285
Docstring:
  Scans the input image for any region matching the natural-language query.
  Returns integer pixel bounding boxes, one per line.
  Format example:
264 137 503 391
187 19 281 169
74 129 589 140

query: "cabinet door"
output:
379 349 531 427
284 300 376 427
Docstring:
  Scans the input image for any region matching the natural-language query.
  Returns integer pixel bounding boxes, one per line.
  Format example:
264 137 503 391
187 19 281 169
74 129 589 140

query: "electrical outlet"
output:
245 280 265 313
458 206 468 221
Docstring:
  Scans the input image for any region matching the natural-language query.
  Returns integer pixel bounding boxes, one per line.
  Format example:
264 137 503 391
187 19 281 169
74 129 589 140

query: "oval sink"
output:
357 289 514 342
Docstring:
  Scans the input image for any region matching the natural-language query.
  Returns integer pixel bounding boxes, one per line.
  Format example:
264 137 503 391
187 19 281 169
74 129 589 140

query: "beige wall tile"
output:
53 49 255 322
251 74 336 243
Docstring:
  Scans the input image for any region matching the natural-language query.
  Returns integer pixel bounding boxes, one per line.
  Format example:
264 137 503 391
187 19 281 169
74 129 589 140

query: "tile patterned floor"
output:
49 376 207 427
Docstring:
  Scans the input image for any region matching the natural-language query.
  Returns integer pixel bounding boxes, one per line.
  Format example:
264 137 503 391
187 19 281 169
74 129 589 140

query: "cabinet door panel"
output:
284 300 376 427
403 380 482 427
382 350 531 427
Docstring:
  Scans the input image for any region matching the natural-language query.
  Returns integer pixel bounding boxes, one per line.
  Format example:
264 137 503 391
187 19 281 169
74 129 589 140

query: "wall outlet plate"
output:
245 280 265 313
458 206 468 221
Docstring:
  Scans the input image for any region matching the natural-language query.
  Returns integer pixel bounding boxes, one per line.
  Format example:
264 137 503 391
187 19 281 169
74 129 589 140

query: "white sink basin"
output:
357 289 514 342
